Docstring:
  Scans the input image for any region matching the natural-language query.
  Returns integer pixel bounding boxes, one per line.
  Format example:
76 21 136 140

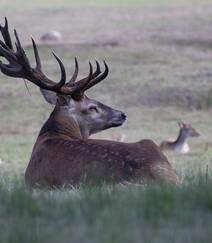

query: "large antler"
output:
0 18 109 97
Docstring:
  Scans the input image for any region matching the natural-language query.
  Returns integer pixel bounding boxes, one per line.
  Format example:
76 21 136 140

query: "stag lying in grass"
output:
0 18 179 189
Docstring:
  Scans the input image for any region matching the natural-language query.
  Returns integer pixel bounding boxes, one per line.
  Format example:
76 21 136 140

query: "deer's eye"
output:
88 105 98 113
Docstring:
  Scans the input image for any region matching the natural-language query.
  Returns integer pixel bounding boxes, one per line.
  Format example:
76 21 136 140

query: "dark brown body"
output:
25 113 179 188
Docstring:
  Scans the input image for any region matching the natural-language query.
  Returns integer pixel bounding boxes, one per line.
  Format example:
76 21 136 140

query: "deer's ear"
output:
177 121 183 128
57 95 70 106
40 88 57 105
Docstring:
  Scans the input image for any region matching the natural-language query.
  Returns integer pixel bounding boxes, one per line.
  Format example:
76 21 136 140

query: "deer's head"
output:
0 18 126 138
178 121 200 138
39 59 126 138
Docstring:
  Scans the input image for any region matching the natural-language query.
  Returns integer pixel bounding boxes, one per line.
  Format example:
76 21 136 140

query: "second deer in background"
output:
160 122 200 154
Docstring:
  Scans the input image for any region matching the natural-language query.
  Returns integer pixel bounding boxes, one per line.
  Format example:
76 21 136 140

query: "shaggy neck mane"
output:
39 108 83 140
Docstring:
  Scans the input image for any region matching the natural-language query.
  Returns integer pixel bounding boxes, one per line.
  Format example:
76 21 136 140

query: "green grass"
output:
1 0 212 242
0 176 212 243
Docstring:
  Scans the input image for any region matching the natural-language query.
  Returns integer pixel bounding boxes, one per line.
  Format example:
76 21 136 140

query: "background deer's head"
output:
178 121 200 138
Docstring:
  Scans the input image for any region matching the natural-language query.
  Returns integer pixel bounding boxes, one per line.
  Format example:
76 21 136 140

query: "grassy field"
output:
0 0 212 242
0 0 200 9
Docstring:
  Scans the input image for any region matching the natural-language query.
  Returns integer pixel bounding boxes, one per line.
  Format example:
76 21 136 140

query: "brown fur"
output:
0 18 179 189
25 110 179 188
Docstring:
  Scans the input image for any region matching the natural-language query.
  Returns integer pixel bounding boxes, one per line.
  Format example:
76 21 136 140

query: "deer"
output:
0 18 179 189
160 121 200 154
40 31 62 42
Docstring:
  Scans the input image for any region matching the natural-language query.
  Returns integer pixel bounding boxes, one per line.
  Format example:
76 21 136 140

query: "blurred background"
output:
0 0 212 176
0 1 212 243
1 0 211 176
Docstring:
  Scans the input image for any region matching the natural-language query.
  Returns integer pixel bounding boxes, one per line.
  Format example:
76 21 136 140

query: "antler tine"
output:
0 61 22 77
15 29 65 91
74 61 93 91
0 18 67 93
31 38 66 90
0 39 10 51
59 61 93 97
31 38 41 70
51 52 66 90
0 41 17 61
0 17 13 51
14 29 31 72
67 57 79 84
83 61 93 88
93 60 101 77
0 19 14 58
66 59 101 87
83 60 109 91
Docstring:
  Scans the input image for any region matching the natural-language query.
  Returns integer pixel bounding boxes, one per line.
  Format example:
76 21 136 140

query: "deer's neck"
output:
39 108 83 140
173 130 188 147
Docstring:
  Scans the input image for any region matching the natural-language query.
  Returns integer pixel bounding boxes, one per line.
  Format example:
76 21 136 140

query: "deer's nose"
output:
120 112 127 120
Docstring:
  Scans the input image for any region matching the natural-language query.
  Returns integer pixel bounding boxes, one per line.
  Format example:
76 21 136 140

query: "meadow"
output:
0 0 212 242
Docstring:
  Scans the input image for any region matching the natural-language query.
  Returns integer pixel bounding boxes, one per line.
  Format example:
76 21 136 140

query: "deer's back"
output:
25 136 179 188
160 140 189 154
